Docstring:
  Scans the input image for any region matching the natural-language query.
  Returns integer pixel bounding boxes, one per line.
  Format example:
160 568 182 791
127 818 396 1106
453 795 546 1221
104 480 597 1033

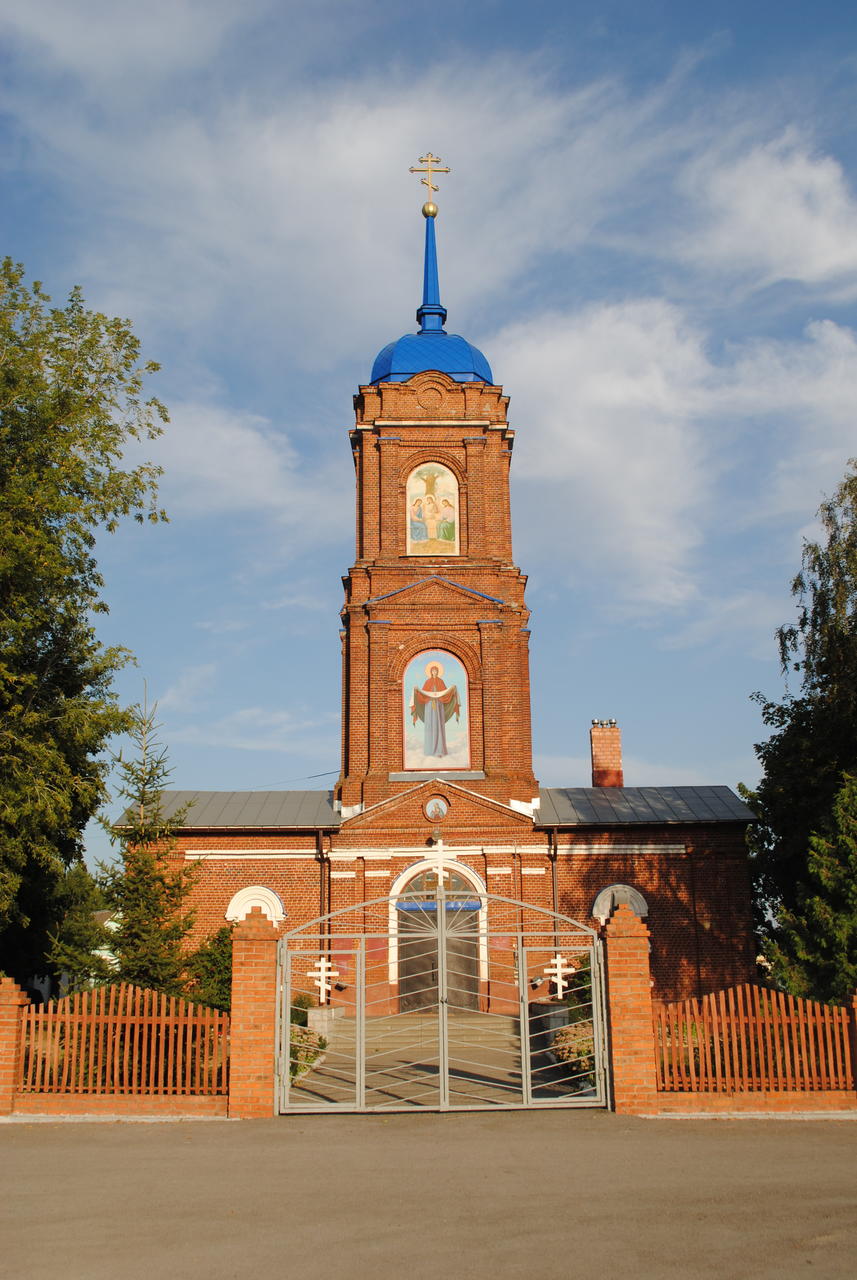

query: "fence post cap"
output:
604 902 650 938
233 906 280 939
0 976 29 1005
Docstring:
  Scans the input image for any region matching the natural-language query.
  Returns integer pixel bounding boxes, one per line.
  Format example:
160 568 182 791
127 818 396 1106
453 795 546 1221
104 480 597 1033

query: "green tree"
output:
745 460 857 998
48 862 115 992
766 774 857 1002
100 701 197 997
187 926 233 1011
0 258 166 980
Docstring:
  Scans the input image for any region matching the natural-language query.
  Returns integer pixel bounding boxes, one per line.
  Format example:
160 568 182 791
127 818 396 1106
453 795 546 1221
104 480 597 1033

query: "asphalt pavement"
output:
1 1111 855 1280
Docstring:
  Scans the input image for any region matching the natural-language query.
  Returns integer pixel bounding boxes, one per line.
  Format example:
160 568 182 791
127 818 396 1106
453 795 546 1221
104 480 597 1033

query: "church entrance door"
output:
276 886 608 1112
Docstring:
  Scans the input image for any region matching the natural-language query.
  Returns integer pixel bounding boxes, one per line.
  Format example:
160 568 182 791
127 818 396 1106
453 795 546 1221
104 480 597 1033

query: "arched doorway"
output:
396 866 480 1012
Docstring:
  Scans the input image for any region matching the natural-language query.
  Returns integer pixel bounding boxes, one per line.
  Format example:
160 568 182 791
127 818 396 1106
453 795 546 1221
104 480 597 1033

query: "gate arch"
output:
276 885 608 1112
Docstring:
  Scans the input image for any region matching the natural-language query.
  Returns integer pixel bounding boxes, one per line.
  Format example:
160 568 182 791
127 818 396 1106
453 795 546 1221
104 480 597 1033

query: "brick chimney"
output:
590 719 624 787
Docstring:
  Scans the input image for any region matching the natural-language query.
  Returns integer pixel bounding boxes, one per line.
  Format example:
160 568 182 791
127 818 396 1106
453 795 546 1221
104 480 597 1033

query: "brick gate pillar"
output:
0 977 28 1115
604 903 658 1115
229 908 281 1119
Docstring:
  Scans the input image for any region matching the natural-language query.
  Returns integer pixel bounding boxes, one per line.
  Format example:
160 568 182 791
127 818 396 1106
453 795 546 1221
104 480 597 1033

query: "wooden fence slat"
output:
735 985 749 1090
155 990 165 1093
725 987 739 1090
821 1000 836 1089
770 988 785 1090
29 1004 43 1092
830 1007 846 1090
796 988 810 1090
166 995 175 1095
186 1001 195 1096
685 1000 697 1090
109 985 120 1093
781 992 796 1089
839 1004 854 1090
665 1005 676 1091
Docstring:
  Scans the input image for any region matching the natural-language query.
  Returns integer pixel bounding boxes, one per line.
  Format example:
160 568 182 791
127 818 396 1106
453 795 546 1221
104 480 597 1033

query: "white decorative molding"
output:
556 844 684 856
486 867 512 876
224 885 285 923
591 883 650 925
521 867 546 876
186 850 316 860
365 870 391 878
330 870 357 879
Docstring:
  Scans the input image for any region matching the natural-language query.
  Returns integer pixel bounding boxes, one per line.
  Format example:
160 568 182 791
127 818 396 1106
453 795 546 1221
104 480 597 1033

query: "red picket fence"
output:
18 984 229 1096
653 984 855 1093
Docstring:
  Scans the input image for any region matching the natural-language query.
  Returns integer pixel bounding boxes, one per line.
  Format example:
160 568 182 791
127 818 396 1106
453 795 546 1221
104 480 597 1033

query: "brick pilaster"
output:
229 908 281 1119
0 977 28 1115
604 902 657 1114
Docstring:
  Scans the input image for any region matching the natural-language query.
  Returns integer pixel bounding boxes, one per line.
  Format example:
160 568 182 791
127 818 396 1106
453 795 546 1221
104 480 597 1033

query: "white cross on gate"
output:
309 956 339 1003
543 953 575 999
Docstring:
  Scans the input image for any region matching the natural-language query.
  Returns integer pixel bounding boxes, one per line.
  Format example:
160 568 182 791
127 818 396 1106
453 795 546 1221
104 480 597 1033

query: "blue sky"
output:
1 1 856 859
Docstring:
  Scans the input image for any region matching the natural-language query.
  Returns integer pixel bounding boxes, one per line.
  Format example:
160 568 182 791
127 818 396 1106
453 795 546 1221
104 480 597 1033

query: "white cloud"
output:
495 305 857 617
679 131 857 293
662 591 789 658
171 706 338 754
147 401 350 535
157 663 217 713
0 53 714 367
0 0 258 81
496 299 714 608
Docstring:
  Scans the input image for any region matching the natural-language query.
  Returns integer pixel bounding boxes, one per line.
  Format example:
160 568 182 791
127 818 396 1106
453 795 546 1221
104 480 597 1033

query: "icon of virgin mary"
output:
410 661 461 757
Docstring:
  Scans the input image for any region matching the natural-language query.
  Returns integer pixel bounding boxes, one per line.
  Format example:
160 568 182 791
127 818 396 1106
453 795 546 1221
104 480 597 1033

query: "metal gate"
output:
277 881 608 1112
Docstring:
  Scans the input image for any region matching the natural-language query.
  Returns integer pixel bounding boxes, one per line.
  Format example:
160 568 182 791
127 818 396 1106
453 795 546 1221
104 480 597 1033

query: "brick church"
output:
165 160 755 1002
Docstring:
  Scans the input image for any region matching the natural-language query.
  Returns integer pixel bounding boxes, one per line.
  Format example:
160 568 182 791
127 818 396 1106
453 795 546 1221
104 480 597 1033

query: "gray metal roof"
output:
154 785 752 830
158 790 340 829
537 786 754 826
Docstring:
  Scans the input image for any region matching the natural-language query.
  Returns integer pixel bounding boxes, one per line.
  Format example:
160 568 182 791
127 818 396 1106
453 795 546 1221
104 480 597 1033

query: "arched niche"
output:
406 462 459 556
402 648 470 770
591 883 649 925
225 885 286 923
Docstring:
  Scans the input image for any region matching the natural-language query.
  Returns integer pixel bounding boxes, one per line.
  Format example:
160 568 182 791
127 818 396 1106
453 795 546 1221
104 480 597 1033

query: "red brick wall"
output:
228 908 281 1119
590 722 624 787
337 371 538 811
174 813 755 1002
604 903 658 1114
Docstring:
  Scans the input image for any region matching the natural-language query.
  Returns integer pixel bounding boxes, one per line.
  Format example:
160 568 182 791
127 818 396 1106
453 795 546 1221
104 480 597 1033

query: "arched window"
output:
406 463 459 555
403 649 470 770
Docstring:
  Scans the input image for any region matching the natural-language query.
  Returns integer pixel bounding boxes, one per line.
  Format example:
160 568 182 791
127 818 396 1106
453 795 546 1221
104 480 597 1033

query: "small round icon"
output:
424 796 449 821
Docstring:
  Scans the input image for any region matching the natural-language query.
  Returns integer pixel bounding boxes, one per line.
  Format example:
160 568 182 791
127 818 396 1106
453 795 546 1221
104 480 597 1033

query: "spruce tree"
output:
48 862 115 992
186 926 233 1011
100 701 197 997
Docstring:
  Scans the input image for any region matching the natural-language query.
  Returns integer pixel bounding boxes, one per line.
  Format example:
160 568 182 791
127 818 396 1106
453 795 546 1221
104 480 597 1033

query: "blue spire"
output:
416 212 447 333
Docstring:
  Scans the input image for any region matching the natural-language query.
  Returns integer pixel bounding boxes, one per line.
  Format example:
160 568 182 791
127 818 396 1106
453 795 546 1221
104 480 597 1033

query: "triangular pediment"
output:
339 778 535 837
366 576 505 611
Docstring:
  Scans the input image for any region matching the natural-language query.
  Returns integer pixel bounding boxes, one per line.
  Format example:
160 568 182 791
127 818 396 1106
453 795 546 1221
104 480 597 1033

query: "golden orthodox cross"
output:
409 153 451 201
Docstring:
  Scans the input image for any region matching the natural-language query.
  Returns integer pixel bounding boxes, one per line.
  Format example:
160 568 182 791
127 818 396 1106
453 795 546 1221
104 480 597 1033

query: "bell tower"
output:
335 158 539 818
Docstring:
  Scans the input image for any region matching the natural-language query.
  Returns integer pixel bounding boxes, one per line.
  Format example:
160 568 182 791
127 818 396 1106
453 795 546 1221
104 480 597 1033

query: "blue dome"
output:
370 207 493 385
370 331 493 384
